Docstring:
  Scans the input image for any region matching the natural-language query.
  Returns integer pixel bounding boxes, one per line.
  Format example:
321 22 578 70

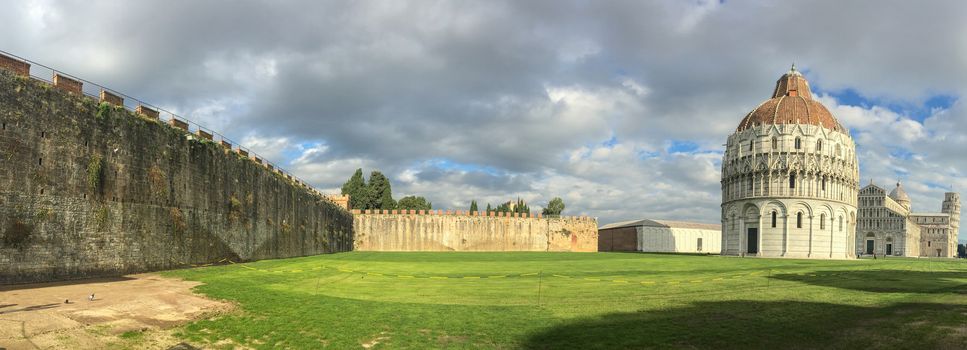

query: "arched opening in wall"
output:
772 137 778 150
865 232 875 254
822 177 827 191
795 137 802 150
749 141 753 152
771 211 777 228
820 214 825 230
797 212 803 228
816 139 822 152
886 237 893 255
789 174 796 189
2 122 6 130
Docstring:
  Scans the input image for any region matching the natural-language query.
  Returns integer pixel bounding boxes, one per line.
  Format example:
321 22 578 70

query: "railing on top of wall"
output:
350 209 595 221
0 49 337 203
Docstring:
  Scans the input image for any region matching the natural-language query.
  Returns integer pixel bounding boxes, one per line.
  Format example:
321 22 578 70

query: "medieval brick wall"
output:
352 211 597 252
0 69 353 284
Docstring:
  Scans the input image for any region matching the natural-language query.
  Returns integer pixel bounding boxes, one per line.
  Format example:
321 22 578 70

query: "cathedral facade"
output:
721 66 859 259
857 182 960 257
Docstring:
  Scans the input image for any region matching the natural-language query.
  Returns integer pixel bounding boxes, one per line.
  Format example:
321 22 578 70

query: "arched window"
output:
839 216 843 231
771 137 778 150
816 139 823 152
796 212 803 228
795 137 802 150
822 177 827 191
771 211 777 228
789 174 796 189
820 214 826 230
749 141 754 151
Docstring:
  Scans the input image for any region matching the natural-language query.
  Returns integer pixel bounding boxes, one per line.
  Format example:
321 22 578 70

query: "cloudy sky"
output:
3 0 966 241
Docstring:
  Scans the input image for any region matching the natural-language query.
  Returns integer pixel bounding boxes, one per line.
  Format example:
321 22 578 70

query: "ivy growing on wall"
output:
87 154 103 192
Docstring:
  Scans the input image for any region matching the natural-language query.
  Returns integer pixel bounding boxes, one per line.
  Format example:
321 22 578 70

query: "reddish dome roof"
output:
736 65 844 132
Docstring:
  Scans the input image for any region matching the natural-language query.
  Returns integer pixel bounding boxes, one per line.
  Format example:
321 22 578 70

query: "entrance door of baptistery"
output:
746 228 758 254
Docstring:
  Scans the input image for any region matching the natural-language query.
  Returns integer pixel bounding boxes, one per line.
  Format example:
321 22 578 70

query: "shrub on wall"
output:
87 155 103 192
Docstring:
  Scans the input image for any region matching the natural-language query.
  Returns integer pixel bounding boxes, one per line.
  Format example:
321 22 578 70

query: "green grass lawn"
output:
157 252 967 349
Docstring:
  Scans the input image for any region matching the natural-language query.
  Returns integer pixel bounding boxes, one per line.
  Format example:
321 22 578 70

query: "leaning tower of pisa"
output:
942 192 960 254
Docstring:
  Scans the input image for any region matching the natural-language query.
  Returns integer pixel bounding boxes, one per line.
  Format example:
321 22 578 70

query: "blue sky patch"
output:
667 140 700 154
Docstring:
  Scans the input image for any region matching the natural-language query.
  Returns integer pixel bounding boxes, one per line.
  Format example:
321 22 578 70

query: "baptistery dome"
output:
736 66 843 132
720 65 859 259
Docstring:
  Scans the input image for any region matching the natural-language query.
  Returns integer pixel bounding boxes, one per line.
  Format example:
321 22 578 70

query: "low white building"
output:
599 219 721 253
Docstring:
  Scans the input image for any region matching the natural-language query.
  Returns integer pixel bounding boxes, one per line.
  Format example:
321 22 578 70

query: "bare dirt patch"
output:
0 273 232 349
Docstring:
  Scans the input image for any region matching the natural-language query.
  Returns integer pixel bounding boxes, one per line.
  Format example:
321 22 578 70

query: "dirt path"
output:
0 274 232 349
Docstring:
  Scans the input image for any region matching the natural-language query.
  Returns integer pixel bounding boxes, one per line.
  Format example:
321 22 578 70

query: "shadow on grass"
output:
523 300 966 349
769 270 967 294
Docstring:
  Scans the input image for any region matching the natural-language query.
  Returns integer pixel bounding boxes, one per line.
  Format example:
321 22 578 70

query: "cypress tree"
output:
469 200 478 213
341 168 369 209
368 171 396 209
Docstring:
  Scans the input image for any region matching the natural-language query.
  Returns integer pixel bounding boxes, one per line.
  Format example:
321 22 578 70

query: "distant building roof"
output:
599 219 720 231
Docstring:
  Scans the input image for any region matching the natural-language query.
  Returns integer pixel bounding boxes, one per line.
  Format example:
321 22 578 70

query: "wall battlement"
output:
0 54 353 284
350 208 593 221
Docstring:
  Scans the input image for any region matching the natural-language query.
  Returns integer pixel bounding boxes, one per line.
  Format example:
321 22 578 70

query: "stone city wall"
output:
0 59 353 284
352 210 598 252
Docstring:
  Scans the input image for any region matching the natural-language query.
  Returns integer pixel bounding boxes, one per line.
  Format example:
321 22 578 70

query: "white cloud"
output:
2 1 964 241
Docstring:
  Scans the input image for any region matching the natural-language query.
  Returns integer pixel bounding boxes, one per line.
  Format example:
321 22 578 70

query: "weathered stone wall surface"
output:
353 213 597 252
0 70 354 284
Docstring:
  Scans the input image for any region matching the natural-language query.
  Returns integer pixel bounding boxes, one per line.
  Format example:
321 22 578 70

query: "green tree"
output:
469 200 478 213
367 171 396 209
341 168 369 209
485 203 492 214
397 196 432 210
542 197 565 216
495 201 512 213
515 198 530 214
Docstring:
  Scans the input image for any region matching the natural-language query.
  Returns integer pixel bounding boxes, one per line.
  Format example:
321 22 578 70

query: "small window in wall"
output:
749 141 753 151
771 137 778 149
797 212 803 228
771 211 777 228
790 174 796 189
928 241 931 247
820 214 826 230
822 178 827 191
816 140 822 152
795 137 802 149
697 238 703 252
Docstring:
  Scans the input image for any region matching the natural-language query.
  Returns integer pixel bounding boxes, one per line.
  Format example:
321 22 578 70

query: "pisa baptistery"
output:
721 65 859 259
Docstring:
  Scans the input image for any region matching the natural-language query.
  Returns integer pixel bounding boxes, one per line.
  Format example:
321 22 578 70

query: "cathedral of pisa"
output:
721 65 859 259
857 182 960 258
